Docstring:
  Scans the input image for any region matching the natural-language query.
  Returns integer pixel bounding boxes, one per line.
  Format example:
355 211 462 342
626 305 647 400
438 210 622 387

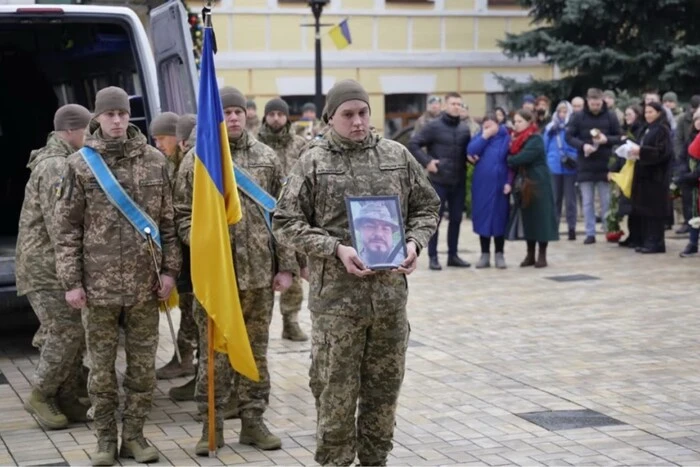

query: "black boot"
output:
568 229 576 241
447 255 470 268
429 257 442 271
535 243 548 268
520 242 536 267
680 243 698 258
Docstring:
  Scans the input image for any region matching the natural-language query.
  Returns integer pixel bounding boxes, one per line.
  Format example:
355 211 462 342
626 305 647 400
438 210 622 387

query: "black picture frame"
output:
345 195 407 270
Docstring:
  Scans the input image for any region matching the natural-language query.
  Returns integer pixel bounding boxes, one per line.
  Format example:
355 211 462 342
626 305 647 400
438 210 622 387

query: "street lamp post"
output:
308 0 329 114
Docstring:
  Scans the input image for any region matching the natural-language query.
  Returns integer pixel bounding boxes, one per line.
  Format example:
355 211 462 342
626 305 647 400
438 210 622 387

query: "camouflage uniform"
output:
411 111 440 137
246 115 261 135
15 133 85 398
292 119 323 141
273 130 440 465
173 131 297 427
54 124 181 443
257 122 308 328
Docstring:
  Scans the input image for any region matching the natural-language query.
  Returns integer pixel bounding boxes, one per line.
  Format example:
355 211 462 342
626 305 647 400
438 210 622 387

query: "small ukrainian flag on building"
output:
329 18 352 49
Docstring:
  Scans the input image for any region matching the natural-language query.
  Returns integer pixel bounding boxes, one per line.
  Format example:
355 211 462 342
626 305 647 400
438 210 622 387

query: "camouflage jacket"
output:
412 111 440 137
257 122 307 177
173 131 298 291
54 124 182 307
167 146 188 189
246 116 261 135
272 130 440 316
292 119 323 141
15 133 76 295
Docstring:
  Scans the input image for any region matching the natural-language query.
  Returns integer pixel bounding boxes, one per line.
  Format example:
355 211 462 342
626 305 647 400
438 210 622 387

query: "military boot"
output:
194 396 238 422
168 376 196 401
240 416 282 450
195 421 224 457
24 388 68 430
282 319 308 342
57 395 90 423
90 438 117 466
120 419 159 463
156 349 195 380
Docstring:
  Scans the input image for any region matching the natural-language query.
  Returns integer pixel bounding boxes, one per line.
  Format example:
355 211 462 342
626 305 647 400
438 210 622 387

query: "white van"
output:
0 1 198 323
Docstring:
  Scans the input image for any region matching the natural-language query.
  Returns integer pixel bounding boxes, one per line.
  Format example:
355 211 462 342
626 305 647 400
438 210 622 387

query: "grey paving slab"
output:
2 220 700 465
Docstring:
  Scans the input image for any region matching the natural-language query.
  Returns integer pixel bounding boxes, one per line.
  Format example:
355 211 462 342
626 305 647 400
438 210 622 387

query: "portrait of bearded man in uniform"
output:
349 198 406 269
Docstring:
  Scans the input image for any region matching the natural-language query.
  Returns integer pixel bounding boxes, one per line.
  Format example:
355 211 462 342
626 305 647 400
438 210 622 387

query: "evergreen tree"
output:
498 0 700 102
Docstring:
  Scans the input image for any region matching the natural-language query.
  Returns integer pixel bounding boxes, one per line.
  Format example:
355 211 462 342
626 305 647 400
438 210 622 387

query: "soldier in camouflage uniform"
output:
292 102 323 140
245 98 262 134
148 112 197 381
54 87 181 466
173 86 298 455
411 95 442 137
273 80 440 466
257 97 310 342
17 104 92 430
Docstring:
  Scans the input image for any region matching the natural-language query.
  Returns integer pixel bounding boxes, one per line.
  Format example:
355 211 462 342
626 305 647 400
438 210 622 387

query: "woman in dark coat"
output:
617 104 644 248
467 113 511 269
629 101 673 254
507 109 559 268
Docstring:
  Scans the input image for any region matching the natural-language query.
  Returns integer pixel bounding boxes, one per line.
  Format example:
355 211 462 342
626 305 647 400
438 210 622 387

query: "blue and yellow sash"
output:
80 146 162 249
233 166 276 230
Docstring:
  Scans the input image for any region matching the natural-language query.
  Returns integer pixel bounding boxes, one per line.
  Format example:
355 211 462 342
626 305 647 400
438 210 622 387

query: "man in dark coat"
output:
566 88 622 244
408 92 471 270
673 95 700 234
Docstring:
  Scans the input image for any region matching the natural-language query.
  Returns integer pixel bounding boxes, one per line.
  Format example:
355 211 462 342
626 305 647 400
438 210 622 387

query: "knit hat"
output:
176 113 197 142
522 94 536 104
149 111 179 137
428 95 442 105
302 102 317 113
663 91 678 103
603 90 616 99
53 104 91 131
322 79 371 123
246 99 257 110
220 86 247 111
264 98 290 117
94 86 130 116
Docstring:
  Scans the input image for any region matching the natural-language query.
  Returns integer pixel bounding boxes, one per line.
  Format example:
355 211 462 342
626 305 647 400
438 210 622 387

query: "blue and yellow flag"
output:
191 26 259 382
329 18 352 50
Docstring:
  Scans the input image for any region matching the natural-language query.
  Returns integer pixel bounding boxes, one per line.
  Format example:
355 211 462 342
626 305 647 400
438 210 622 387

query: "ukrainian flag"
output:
329 18 352 50
191 26 259 382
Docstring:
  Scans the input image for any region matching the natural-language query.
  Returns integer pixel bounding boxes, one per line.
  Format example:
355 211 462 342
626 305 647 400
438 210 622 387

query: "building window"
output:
384 93 425 138
486 92 512 113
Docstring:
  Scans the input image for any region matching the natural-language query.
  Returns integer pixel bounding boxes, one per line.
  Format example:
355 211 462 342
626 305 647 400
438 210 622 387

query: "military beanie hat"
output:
220 86 247 111
264 98 290 118
53 104 91 131
176 113 197 142
94 86 130 116
150 111 179 137
322 79 371 123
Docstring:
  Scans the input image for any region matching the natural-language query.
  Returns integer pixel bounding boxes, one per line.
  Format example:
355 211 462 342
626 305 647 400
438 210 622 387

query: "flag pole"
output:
202 2 217 457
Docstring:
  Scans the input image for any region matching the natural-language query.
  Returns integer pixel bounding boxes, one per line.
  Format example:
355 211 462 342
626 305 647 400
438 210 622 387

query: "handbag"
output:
513 168 535 208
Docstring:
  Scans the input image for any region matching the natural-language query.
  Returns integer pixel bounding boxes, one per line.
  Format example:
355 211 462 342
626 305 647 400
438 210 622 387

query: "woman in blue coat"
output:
467 112 512 269
544 101 578 241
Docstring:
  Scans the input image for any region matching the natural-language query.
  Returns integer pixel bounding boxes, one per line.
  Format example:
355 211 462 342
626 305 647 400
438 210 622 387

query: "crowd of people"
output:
407 87 695 270
14 79 439 467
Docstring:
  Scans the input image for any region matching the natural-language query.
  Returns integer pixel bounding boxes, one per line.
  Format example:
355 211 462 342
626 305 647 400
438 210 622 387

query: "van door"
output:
149 0 198 115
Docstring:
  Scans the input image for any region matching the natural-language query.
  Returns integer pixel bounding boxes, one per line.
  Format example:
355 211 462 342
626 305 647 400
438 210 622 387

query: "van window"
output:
159 56 191 114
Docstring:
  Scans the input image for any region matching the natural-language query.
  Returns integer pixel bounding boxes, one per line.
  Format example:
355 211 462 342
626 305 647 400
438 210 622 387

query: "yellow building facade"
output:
192 0 553 135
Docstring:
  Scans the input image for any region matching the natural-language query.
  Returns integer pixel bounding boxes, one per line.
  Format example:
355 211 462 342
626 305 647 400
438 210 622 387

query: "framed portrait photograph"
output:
346 195 407 271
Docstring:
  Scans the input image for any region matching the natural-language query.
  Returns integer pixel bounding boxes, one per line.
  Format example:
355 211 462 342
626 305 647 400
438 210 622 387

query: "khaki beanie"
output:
149 112 179 137
53 104 91 131
220 86 247 111
322 79 370 123
176 113 197 142
94 86 130 116
264 98 289 117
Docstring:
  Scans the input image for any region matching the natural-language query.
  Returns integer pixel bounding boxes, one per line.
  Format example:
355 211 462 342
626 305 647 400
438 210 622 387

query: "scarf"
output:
509 124 539 155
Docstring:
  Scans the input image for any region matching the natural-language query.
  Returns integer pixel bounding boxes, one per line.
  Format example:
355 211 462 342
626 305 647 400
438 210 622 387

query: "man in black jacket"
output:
674 95 700 234
409 92 471 270
566 88 622 244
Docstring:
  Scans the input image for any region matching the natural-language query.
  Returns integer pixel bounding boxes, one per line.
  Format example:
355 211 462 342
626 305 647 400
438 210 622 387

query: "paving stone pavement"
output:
2 220 700 466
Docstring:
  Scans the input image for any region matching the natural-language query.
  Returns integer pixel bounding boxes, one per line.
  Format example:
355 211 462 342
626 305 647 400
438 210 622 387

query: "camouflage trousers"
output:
26 291 85 397
279 276 304 321
193 288 273 424
83 300 159 440
310 309 410 466
176 292 197 357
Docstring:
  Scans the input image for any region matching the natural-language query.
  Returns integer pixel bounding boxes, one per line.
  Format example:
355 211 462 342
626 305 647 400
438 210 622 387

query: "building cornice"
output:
214 51 545 69
211 7 529 18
